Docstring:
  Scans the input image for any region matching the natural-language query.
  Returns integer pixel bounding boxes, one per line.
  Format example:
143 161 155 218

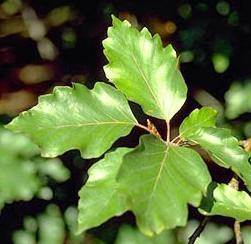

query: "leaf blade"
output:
179 107 217 139
200 183 251 221
78 148 132 233
6 82 137 158
103 16 187 120
118 135 211 235
185 127 251 190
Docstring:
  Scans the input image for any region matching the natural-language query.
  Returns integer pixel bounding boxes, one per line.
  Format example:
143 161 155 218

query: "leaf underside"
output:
118 135 211 235
103 16 187 121
6 82 137 158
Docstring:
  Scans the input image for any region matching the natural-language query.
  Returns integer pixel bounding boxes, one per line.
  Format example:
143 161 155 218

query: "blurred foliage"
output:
115 221 233 244
225 80 251 120
0 126 70 208
12 204 86 244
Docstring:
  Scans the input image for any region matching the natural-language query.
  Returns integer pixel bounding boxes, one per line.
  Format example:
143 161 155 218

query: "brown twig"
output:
230 137 251 244
234 220 244 244
188 216 211 244
229 175 244 244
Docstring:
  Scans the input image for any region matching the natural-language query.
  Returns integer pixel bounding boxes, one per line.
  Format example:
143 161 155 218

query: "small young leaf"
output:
103 16 187 121
118 135 211 235
6 82 137 158
78 148 132 233
184 127 251 190
200 183 251 221
179 107 217 139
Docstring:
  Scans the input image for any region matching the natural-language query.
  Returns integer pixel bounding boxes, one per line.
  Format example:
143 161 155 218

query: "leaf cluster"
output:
5 16 251 236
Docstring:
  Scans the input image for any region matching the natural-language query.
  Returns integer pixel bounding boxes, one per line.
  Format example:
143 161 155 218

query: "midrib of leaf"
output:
131 50 165 120
144 145 169 216
44 121 136 129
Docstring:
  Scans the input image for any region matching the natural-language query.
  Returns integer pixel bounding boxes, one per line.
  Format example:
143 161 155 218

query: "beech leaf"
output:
184 127 251 190
118 135 211 235
78 148 132 233
6 82 137 158
103 16 187 121
200 183 251 221
179 107 217 139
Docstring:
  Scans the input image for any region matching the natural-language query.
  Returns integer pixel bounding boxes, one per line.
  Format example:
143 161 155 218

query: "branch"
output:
229 175 244 244
234 220 244 244
166 120 170 143
188 216 211 244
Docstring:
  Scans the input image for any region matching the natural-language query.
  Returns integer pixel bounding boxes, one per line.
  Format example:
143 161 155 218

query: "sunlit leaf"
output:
6 82 137 158
183 127 251 190
103 16 187 121
118 135 211 235
78 148 132 233
200 183 251 221
179 107 217 139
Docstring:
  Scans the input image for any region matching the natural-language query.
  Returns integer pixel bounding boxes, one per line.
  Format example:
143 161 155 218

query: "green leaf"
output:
118 135 211 235
0 128 40 208
225 80 251 119
78 147 132 233
6 82 137 158
103 16 187 121
200 183 251 221
180 220 233 244
0 127 69 208
38 204 65 244
184 127 251 190
115 225 176 244
179 107 217 139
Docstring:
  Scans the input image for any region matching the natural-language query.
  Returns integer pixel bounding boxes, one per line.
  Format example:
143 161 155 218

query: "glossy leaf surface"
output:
118 135 211 235
6 82 137 158
78 148 132 233
179 107 217 139
200 184 251 221
103 16 187 120
185 127 251 189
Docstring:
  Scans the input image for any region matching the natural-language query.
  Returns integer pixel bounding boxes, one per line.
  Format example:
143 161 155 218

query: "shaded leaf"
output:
0 127 69 208
179 107 217 139
180 220 233 244
200 184 251 221
37 204 65 244
115 225 176 244
225 81 251 119
78 148 132 233
118 135 211 235
184 127 251 190
6 82 137 158
103 16 187 121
